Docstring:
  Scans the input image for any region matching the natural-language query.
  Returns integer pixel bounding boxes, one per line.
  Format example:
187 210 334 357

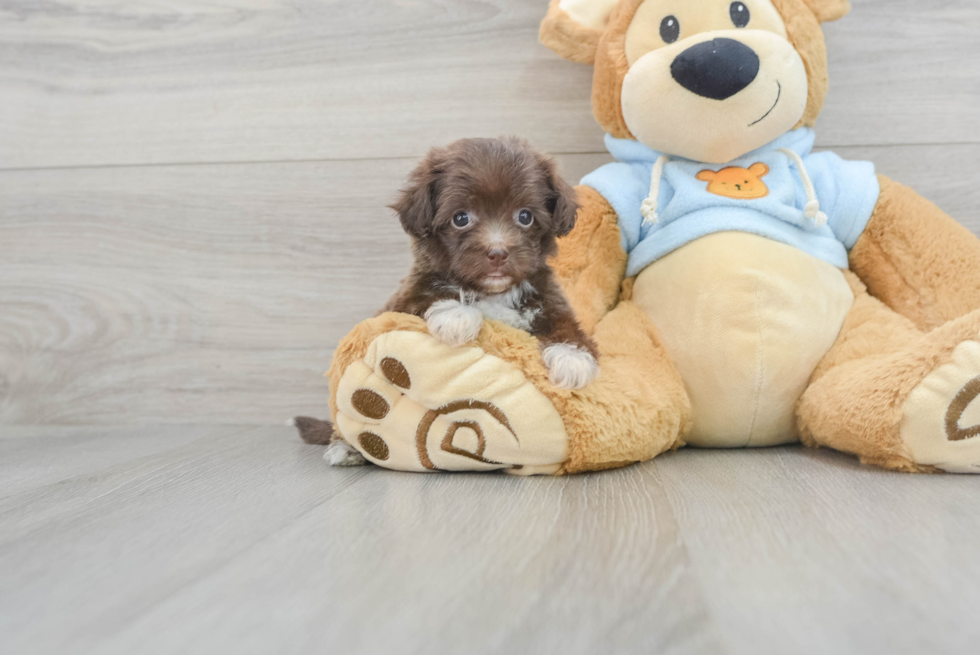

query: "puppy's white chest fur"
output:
472 282 540 331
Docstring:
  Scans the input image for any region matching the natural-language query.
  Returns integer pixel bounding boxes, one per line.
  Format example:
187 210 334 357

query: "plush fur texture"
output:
539 0 609 64
590 1 637 139
326 308 689 475
801 0 851 24
770 0 835 128
548 186 627 334
798 271 980 473
313 0 980 475
544 0 837 142
850 176 980 332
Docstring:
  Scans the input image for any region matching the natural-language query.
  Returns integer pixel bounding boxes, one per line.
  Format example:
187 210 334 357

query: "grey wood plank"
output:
0 153 605 427
654 446 980 655
0 426 718 655
0 0 601 169
3 429 976 655
0 0 976 170
0 424 245 498
0 426 373 653
2 146 977 426
820 0 980 148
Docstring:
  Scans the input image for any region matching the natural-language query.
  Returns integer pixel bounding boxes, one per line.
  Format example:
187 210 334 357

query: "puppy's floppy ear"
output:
390 148 445 240
537 153 580 238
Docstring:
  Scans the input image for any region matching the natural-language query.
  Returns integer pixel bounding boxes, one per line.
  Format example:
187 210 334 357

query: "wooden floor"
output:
2 1 979 653
2 426 980 654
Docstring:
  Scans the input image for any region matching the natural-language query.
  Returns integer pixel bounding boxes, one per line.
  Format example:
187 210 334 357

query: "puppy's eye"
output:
517 209 534 227
660 16 680 44
730 2 750 28
452 211 470 228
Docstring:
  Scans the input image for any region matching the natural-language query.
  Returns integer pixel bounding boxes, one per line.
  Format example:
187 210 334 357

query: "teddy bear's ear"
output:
800 0 852 23
539 0 620 65
748 163 770 178
695 170 717 182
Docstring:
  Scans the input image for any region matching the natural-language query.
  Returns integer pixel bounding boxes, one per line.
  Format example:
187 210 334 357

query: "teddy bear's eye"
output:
453 211 470 228
730 2 750 28
660 16 680 44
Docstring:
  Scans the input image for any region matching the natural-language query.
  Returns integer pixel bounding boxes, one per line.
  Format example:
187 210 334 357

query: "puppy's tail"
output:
290 416 336 445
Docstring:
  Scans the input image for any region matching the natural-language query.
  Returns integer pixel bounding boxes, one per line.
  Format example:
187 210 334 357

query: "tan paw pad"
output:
332 330 568 474
901 337 980 473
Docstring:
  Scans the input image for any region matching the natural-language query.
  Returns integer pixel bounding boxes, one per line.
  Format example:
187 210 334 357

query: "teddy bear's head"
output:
540 0 850 163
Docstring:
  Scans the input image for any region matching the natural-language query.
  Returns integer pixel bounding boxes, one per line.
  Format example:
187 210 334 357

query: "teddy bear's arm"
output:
848 175 980 332
548 186 628 335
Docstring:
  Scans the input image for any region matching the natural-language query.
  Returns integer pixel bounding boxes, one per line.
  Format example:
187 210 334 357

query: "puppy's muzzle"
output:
670 38 760 101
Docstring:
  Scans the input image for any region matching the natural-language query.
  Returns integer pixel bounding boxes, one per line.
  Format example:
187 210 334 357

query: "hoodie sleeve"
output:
804 151 880 250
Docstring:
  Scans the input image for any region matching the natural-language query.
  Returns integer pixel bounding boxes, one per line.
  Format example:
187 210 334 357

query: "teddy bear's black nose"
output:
671 38 760 101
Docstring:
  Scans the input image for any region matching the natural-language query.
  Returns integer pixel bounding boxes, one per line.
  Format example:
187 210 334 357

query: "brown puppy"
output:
294 138 599 461
384 136 599 388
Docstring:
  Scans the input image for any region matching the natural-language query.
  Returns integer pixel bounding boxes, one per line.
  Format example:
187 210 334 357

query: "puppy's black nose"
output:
670 38 759 101
487 249 509 265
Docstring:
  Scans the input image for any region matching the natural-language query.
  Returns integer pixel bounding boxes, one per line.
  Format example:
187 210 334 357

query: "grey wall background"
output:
1 0 978 426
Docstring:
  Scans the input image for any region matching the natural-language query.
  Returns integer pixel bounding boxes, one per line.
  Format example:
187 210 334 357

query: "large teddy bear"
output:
322 0 980 475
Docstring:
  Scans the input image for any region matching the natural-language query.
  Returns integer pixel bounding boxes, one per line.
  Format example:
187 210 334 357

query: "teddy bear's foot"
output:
901 332 980 473
332 329 569 474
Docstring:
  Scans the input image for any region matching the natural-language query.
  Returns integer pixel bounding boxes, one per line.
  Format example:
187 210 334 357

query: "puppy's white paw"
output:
425 299 484 346
324 440 368 467
542 343 599 390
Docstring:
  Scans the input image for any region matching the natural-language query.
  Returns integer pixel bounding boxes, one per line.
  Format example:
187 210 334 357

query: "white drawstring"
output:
642 149 826 228
640 154 670 225
778 147 827 227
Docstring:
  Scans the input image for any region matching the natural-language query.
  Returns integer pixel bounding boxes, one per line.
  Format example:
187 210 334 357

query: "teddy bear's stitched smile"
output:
749 81 781 127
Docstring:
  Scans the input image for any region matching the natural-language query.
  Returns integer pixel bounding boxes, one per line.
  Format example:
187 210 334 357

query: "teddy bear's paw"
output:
333 330 568 474
901 334 980 473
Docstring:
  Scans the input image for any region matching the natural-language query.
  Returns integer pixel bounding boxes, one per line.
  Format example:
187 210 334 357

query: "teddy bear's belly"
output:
631 231 855 448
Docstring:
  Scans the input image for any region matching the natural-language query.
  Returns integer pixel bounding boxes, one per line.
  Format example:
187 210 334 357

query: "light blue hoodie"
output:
580 128 880 277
